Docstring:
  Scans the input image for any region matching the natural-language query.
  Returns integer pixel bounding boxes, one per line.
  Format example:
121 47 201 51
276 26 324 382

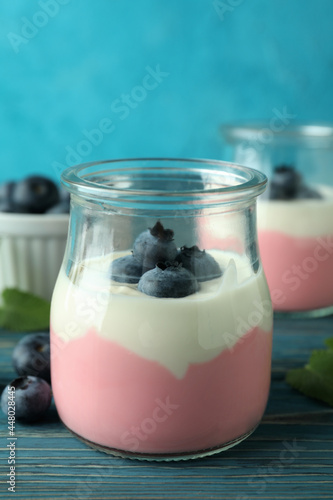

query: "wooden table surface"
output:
1 317 333 500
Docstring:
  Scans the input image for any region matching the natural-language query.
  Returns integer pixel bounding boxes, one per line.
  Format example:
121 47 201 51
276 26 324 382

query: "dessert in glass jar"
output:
50 158 273 460
221 123 333 317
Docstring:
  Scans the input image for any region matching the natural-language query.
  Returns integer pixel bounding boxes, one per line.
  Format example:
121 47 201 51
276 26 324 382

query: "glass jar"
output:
221 123 333 317
50 158 273 461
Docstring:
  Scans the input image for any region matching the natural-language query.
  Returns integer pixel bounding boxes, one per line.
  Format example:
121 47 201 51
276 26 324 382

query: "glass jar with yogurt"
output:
50 158 273 461
221 123 333 318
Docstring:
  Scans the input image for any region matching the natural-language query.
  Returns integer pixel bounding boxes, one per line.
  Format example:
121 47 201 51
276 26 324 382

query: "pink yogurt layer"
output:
259 231 333 312
51 326 272 455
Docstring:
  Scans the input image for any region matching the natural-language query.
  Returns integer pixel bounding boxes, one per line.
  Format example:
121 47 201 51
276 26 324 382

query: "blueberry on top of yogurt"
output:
110 221 223 297
138 261 199 298
269 165 301 200
176 245 222 282
133 221 178 272
109 254 143 284
269 165 322 200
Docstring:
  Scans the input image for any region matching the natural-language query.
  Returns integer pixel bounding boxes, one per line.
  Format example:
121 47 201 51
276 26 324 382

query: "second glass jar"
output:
221 123 333 317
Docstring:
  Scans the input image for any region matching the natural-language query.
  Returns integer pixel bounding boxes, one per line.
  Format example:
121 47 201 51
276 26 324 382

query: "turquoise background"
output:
0 0 332 182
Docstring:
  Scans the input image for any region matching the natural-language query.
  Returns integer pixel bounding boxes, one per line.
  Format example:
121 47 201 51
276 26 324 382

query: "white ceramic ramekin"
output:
0 213 69 301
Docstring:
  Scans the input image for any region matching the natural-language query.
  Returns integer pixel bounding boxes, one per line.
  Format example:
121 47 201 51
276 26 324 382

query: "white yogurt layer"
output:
51 251 272 379
257 185 333 238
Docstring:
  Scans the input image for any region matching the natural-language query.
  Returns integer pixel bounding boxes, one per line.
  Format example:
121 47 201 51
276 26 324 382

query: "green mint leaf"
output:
308 349 333 378
286 366 333 407
286 338 333 408
0 288 50 331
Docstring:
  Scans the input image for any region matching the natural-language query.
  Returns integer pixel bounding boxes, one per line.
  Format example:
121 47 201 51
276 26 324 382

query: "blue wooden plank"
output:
1 316 333 500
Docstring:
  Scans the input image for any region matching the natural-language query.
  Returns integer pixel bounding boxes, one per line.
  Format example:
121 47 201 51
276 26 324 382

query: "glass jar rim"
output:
220 122 333 146
61 158 267 210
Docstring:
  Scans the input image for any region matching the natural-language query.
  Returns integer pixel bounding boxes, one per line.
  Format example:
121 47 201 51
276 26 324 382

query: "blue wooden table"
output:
1 317 333 500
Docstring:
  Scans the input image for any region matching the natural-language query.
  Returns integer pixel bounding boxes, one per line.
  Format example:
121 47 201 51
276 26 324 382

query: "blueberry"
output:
11 175 60 214
12 333 50 383
138 262 199 298
108 254 142 284
133 221 178 272
269 165 302 200
46 199 70 214
176 246 222 282
1 376 52 422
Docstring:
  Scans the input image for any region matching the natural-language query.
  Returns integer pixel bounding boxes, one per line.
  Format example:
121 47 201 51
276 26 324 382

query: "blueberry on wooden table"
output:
1 376 52 422
12 333 50 383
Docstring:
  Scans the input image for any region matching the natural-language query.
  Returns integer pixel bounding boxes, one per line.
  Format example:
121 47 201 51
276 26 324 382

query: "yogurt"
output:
257 186 333 311
51 251 273 456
